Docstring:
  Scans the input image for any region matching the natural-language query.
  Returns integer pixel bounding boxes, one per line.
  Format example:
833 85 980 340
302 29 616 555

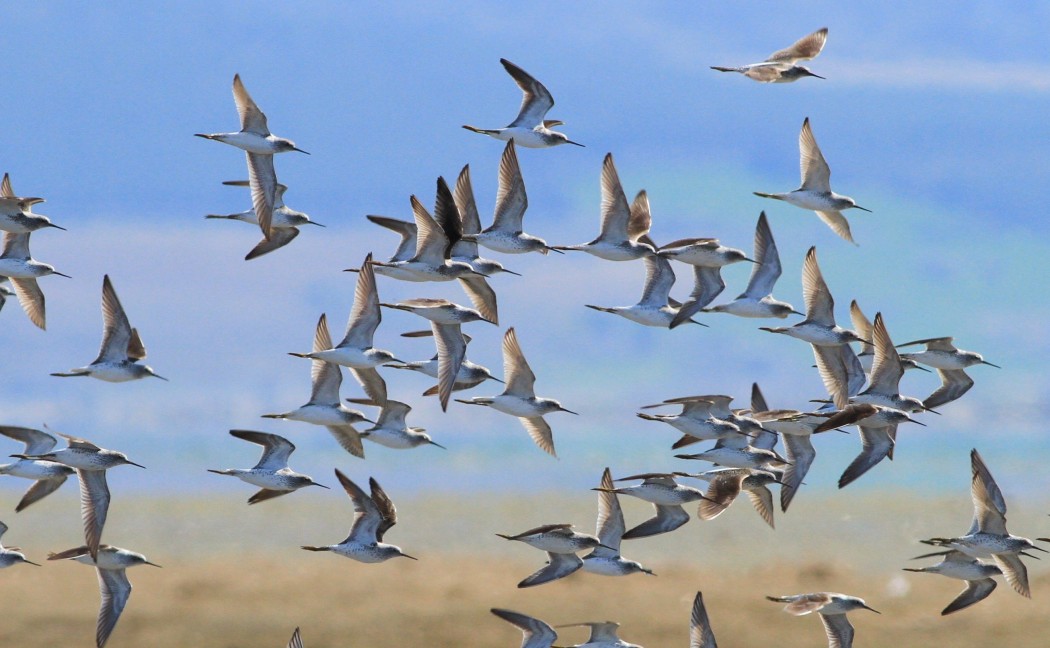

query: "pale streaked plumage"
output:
456 328 576 457
585 255 706 328
767 592 879 648
52 275 166 382
301 469 415 563
903 549 1002 615
206 180 323 260
207 430 328 504
707 212 801 319
554 154 656 260
462 58 582 148
754 118 870 244
711 27 828 83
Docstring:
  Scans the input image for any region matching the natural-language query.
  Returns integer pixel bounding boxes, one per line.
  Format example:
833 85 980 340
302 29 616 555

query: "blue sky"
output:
0 3 1047 502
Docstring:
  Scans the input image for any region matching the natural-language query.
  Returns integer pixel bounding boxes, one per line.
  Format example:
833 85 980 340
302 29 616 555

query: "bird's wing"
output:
369 477 398 542
8 277 45 330
336 469 381 543
16 475 69 512
798 118 832 192
838 425 893 488
780 434 815 512
924 369 973 409
433 322 466 412
94 275 134 363
520 417 556 457
819 613 855 648
502 327 537 397
245 227 299 260
767 27 828 63
517 551 583 588
342 252 382 348
490 141 528 232
744 212 782 297
246 151 277 241
232 73 270 135
502 59 555 128
689 591 719 648
593 468 624 553
801 246 835 325
596 153 631 242
79 469 110 560
96 567 132 648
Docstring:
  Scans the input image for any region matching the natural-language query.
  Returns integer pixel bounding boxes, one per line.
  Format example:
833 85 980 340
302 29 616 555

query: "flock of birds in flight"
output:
0 26 1044 648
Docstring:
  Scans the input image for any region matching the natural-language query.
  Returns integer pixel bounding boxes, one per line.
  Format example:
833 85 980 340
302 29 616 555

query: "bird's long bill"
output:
863 604 881 614
127 460 147 469
293 147 311 155
428 440 447 450
566 140 585 147
559 406 580 415
982 361 1002 368
53 271 73 278
146 561 163 568
853 205 873 213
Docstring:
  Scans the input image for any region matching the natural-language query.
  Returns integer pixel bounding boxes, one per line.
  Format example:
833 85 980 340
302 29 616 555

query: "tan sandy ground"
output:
1 492 1047 647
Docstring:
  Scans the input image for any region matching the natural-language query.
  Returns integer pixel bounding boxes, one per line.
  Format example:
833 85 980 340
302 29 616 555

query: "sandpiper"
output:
455 327 577 457
350 396 445 450
388 318 466 412
464 140 561 255
692 467 780 529
557 621 642 648
595 472 711 539
0 425 74 511
707 212 801 319
496 523 605 554
711 27 828 83
52 275 166 382
921 449 1046 597
207 180 323 260
689 592 718 648
896 336 999 408
0 521 39 567
0 231 70 329
674 430 789 472
263 314 372 458
196 74 308 241
903 549 1002 615
670 266 726 329
491 608 558 648
301 469 416 563
289 253 399 403
382 297 493 326
815 403 924 488
463 58 583 148
767 592 879 648
755 118 870 244
207 430 328 504
0 173 64 233
760 248 865 348
637 397 742 446
553 154 656 260
495 524 598 586
390 328 503 397
48 544 160 648
581 468 654 577
450 165 520 276
585 255 706 328
17 431 144 561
